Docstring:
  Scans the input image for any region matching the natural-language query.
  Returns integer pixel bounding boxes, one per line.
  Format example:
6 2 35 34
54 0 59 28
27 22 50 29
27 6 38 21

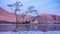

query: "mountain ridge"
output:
0 7 60 24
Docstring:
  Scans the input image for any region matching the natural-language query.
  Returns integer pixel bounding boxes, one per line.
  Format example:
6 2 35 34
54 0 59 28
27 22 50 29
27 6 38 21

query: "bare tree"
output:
25 6 39 30
7 1 23 32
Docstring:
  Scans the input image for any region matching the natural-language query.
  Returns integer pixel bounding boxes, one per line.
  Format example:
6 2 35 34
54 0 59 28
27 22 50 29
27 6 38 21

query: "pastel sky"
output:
0 0 60 16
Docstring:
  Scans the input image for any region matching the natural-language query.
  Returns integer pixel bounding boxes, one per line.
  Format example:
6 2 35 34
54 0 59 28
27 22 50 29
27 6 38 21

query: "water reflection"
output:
19 24 60 31
0 24 60 31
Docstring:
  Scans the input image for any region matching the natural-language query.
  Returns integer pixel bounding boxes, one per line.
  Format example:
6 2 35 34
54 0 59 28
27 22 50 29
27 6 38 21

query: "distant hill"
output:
0 7 16 22
0 7 60 24
36 13 60 24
